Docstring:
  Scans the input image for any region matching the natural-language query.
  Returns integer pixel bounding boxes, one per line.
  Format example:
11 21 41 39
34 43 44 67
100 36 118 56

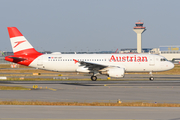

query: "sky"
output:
0 0 180 52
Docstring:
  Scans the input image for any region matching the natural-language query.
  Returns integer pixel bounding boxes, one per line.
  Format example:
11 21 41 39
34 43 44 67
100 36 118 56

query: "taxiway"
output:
1 75 180 120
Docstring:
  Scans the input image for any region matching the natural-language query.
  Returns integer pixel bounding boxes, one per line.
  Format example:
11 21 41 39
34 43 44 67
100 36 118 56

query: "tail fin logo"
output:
13 40 26 48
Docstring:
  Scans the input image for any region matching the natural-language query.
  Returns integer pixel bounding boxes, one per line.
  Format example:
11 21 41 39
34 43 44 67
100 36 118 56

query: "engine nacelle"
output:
76 67 90 73
107 68 125 77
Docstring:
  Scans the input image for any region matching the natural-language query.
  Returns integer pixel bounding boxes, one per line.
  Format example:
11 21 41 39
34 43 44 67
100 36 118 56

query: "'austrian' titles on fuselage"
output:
110 55 147 62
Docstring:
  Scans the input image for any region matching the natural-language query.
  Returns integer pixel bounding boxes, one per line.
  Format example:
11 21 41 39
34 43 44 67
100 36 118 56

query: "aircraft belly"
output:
124 62 153 72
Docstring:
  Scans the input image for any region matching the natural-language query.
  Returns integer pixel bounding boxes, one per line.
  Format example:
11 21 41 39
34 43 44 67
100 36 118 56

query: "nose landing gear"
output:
149 71 154 81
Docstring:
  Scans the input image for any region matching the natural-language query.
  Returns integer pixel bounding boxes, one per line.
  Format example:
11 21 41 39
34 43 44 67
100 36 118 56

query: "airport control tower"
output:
133 20 146 53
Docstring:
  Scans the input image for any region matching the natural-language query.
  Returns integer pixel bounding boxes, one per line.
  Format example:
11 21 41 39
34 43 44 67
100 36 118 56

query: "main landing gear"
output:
90 71 98 81
149 71 154 81
91 76 97 81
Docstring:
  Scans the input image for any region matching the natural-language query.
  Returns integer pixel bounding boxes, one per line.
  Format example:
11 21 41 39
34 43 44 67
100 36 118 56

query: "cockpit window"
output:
160 58 168 61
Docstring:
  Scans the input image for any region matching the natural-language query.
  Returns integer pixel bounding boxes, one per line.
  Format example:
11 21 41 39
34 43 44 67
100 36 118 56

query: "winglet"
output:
73 59 79 64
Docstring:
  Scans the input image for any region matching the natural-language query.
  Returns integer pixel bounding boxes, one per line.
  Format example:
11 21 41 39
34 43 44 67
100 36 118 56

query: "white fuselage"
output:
29 53 174 73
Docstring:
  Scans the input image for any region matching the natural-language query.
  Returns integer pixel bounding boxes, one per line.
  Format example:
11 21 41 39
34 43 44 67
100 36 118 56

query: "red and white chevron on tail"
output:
5 27 42 66
7 27 40 55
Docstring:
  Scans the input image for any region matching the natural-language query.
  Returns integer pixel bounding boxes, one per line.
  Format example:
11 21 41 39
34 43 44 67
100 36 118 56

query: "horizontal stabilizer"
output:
7 57 27 61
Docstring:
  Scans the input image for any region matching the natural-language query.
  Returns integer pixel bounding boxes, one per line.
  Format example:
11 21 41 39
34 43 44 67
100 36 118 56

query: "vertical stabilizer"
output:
7 27 41 55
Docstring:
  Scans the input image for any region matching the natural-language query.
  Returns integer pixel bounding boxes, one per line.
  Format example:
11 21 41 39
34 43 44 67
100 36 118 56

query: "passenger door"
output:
149 55 155 66
37 56 44 69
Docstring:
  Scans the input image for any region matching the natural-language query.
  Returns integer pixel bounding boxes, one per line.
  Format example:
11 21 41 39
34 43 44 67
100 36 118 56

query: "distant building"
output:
119 48 153 53
149 48 159 54
0 51 13 64
119 46 180 62
159 46 180 62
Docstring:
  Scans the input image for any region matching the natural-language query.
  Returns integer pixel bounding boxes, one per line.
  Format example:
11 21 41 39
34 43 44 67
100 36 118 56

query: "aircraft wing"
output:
79 61 107 71
73 59 117 71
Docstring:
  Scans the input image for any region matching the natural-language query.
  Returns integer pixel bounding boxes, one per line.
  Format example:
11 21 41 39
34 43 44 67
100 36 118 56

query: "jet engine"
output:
76 67 90 72
101 68 125 77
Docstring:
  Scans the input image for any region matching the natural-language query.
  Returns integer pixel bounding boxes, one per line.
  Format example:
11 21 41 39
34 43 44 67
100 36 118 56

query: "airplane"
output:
5 27 174 81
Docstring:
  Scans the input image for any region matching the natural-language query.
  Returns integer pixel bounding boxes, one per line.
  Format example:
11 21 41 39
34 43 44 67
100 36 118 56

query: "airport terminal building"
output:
119 46 180 62
159 46 180 62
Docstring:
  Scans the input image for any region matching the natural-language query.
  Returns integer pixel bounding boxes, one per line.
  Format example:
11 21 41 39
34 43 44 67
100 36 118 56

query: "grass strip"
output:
0 101 180 107
0 86 30 90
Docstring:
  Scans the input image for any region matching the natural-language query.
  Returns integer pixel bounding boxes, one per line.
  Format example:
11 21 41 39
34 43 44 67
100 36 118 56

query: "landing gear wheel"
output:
91 76 97 81
149 77 154 81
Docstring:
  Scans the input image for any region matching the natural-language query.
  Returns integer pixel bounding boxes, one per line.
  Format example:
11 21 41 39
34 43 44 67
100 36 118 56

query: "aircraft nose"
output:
168 62 174 70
